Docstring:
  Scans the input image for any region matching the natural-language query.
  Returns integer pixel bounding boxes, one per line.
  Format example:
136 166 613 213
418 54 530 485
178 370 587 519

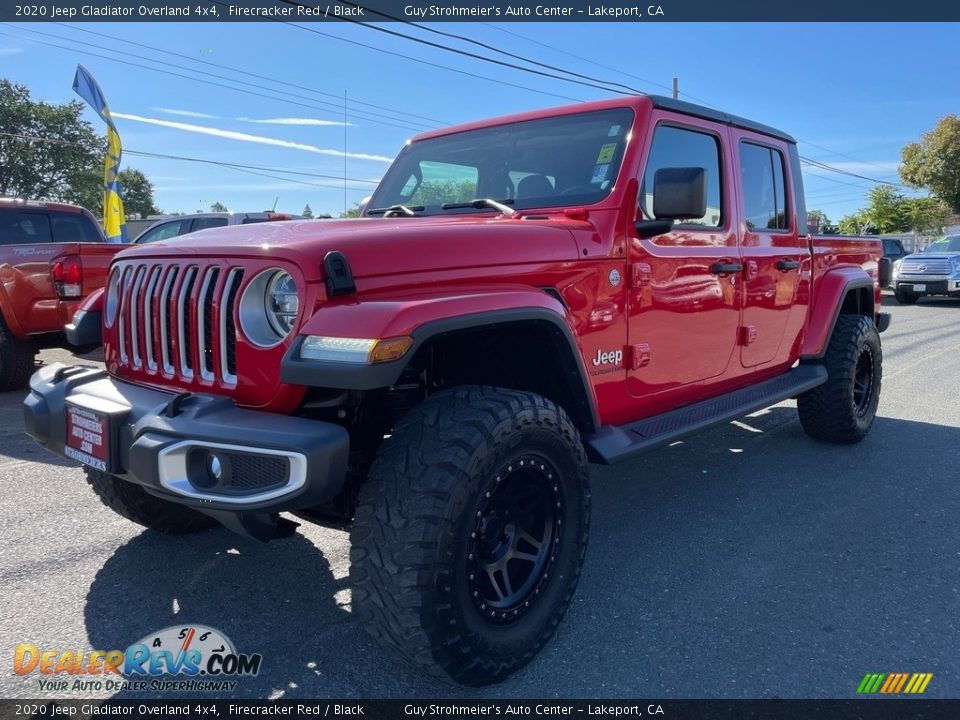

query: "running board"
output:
584 364 827 465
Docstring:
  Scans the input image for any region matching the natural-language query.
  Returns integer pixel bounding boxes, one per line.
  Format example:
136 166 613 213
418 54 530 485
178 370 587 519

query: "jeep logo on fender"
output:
593 349 623 367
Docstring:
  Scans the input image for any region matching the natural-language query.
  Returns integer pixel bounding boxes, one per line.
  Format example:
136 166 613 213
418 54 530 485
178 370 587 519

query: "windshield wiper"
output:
366 204 424 217
440 198 516 216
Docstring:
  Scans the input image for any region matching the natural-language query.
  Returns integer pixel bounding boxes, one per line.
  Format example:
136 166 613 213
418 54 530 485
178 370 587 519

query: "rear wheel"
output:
0 316 35 392
893 289 919 304
798 314 882 444
85 468 217 534
350 386 590 686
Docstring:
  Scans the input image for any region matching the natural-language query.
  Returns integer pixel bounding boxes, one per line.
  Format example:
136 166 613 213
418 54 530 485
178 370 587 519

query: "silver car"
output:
892 235 960 304
133 211 302 244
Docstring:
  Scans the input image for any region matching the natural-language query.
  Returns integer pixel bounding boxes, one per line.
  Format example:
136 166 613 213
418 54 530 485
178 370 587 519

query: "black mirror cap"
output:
878 257 893 288
652 167 707 221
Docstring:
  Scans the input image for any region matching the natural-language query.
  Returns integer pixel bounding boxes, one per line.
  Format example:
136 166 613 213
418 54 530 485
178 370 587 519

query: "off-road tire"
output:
893 289 919 305
0 315 35 392
350 386 590 686
798 314 882 444
85 468 217 534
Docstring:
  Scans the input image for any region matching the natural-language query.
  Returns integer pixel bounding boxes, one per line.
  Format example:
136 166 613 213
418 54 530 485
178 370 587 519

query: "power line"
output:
4 24 430 133
799 156 899 186
51 21 446 127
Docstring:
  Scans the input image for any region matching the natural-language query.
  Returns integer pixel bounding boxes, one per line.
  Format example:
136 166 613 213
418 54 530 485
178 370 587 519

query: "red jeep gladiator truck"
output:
0 197 121 390
24 95 889 685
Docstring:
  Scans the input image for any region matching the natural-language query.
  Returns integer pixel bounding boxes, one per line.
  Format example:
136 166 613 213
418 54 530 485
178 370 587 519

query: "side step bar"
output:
584 364 828 465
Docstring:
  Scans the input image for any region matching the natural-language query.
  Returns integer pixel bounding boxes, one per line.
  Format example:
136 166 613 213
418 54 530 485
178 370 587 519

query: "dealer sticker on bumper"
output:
65 403 110 472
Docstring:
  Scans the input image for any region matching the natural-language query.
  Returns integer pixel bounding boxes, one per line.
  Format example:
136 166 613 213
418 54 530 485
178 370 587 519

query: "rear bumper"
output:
65 309 102 348
24 364 350 528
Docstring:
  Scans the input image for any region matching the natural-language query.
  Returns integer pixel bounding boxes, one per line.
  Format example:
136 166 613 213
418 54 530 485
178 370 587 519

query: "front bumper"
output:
894 276 960 295
23 363 350 537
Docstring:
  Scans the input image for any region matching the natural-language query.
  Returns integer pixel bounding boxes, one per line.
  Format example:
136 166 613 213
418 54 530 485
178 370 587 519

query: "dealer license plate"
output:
65 403 111 472
912 284 926 292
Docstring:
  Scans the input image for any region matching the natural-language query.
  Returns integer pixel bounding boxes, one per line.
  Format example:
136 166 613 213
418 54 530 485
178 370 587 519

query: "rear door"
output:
733 134 807 368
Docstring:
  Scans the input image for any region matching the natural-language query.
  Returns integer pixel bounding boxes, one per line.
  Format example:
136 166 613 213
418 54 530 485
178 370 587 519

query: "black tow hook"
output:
164 392 192 418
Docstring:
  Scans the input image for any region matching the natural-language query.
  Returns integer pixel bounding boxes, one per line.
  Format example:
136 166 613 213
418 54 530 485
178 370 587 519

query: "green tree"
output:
807 209 830 231
865 185 908 233
117 168 158 217
302 203 314 219
339 205 361 218
409 180 477 206
838 211 871 235
210 201 228 212
0 78 103 207
900 114 960 214
902 196 951 234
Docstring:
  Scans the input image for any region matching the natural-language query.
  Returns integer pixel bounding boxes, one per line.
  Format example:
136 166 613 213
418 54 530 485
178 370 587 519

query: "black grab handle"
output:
710 262 743 274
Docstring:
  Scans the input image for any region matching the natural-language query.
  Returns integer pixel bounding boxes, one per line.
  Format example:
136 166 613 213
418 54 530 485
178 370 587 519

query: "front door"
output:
627 119 742 401
734 136 806 368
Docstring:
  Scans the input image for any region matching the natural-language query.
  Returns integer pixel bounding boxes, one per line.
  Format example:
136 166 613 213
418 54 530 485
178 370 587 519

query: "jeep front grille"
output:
112 261 244 387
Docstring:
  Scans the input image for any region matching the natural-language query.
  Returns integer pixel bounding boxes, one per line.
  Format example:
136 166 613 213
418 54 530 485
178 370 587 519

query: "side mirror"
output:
357 195 371 217
878 257 893 288
634 167 707 239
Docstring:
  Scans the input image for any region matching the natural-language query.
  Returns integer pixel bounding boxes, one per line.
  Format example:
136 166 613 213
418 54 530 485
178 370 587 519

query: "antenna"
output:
272 196 278 212
344 89 348 215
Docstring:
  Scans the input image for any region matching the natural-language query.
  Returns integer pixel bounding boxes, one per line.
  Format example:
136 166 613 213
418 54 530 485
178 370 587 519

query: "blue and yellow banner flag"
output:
72 64 128 244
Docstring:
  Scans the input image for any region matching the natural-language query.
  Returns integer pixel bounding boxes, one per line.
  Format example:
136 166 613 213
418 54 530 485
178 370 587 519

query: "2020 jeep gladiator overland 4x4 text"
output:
24 95 889 685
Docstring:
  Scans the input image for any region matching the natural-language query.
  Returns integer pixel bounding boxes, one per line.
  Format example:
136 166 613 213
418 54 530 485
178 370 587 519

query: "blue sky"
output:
1 21 956 220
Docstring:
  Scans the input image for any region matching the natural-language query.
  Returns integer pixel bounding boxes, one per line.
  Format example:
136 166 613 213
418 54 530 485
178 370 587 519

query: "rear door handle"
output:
775 259 801 272
711 262 743 275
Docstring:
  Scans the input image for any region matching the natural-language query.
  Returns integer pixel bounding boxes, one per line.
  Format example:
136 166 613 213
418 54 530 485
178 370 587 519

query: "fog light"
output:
208 453 223 482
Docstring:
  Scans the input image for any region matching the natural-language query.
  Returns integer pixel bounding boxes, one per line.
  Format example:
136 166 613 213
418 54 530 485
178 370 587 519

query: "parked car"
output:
134 211 301 244
891 234 960 303
25 94 888 685
0 197 123 390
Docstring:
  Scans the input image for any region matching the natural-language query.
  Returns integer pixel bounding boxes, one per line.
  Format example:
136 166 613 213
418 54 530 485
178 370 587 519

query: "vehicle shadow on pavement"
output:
81 409 960 699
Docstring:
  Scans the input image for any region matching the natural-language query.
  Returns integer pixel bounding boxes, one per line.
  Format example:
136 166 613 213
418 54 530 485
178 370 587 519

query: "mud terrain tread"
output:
350 385 590 686
798 314 882 444
85 468 217 534
0 315 35 392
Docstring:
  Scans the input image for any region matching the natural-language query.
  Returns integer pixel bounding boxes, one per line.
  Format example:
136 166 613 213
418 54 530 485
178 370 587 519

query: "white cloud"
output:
112 113 392 163
238 117 351 127
152 107 219 120
0 47 23 56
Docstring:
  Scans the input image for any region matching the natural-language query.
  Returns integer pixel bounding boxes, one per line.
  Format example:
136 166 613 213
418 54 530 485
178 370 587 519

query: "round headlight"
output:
239 269 299 347
104 267 123 327
266 271 299 336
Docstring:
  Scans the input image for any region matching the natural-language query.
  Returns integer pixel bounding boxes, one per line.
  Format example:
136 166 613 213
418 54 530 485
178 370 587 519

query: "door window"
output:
49 211 101 243
0 211 52 245
739 142 789 232
641 125 723 228
190 217 229 232
136 220 185 244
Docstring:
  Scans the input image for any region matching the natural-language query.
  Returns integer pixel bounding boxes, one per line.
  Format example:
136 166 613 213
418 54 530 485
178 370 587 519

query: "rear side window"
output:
49 211 102 243
191 217 229 232
137 220 185 244
739 142 789 232
641 125 723 228
0 210 53 245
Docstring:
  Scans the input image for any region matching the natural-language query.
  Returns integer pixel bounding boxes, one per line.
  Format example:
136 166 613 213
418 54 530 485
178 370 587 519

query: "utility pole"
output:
344 90 348 216
672 77 679 99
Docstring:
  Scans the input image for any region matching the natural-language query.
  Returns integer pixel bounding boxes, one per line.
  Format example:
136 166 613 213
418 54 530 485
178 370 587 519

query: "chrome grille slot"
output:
142 266 162 372
220 269 243 385
159 267 178 375
901 258 951 275
198 267 220 382
177 267 198 379
128 266 146 369
118 266 132 364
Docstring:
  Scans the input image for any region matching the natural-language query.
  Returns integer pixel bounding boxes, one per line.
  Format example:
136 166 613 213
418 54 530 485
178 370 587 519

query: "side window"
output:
190 217 229 232
49 211 101 243
136 220 184 244
641 125 723 228
0 211 53 245
739 142 789 232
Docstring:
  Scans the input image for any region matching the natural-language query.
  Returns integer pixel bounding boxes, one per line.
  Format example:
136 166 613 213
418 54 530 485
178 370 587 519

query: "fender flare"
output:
800 269 876 360
281 303 600 434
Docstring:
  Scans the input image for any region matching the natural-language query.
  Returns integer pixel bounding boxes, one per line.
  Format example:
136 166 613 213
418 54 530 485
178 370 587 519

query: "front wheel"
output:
797 314 882 444
893 289 919 304
350 386 590 686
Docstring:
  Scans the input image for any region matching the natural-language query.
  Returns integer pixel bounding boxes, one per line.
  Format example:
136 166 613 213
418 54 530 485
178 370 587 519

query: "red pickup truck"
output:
25 95 889 685
0 198 120 390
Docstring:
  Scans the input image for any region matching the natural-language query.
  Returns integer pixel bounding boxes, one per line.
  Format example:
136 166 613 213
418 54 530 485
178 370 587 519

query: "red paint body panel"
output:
98 96 884 430
0 199 119 341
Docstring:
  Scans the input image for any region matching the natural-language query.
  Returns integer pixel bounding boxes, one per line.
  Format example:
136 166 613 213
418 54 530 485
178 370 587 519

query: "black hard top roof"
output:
648 95 796 144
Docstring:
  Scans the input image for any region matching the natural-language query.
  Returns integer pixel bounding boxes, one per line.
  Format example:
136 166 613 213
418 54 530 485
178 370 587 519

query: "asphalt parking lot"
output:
1 295 958 700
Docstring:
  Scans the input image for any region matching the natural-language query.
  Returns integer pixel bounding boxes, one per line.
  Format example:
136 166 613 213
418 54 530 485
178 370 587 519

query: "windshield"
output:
368 108 634 215
922 235 960 253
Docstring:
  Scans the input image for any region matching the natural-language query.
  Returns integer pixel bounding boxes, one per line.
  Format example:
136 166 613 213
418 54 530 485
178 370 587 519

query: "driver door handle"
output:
775 259 801 272
711 262 743 275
